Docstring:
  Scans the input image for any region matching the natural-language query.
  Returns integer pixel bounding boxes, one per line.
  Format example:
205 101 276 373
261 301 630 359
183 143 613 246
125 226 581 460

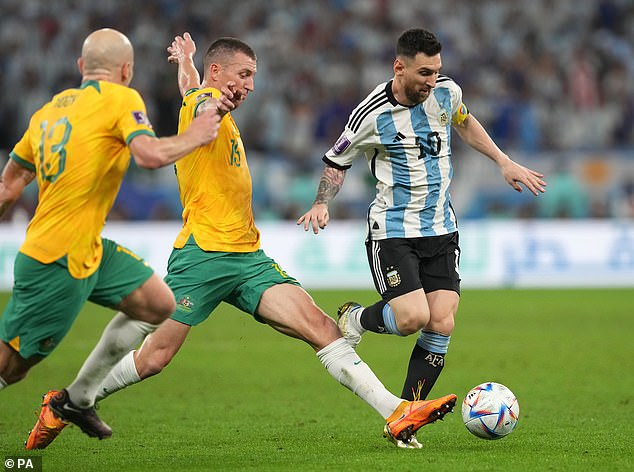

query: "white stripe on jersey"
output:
325 76 463 241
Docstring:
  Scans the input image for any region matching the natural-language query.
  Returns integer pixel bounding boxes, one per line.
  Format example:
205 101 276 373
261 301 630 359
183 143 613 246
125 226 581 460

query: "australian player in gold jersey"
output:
69 32 457 450
0 28 221 447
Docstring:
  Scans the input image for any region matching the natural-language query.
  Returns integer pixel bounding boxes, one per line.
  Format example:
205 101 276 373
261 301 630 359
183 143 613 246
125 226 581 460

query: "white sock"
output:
0 375 7 390
317 338 401 419
350 307 366 334
94 350 141 402
66 312 159 408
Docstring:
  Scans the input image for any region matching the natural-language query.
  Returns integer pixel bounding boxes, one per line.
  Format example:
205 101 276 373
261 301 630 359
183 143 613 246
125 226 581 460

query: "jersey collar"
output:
80 80 101 92
385 80 415 108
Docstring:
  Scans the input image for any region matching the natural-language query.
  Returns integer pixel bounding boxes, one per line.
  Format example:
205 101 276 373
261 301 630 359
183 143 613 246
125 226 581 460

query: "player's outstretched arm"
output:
167 32 201 97
129 110 220 169
0 158 35 219
453 114 546 195
297 165 346 234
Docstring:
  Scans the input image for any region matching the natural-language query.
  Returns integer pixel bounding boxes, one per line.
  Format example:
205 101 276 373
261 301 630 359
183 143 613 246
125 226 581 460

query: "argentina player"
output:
298 28 546 447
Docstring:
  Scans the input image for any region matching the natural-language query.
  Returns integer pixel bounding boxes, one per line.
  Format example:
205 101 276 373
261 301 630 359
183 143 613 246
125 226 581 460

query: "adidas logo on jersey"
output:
392 132 406 142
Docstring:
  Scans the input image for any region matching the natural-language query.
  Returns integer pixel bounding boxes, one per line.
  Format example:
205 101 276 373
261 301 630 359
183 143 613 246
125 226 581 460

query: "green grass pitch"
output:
0 289 632 471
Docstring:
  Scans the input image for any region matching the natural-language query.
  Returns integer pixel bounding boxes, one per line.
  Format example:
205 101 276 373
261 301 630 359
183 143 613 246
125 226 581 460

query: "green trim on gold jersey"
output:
80 80 101 92
125 129 156 145
9 151 35 172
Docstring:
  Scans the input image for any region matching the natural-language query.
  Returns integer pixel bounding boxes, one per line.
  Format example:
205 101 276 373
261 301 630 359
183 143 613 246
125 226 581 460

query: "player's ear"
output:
122 62 134 85
393 57 405 76
77 57 84 76
209 63 221 82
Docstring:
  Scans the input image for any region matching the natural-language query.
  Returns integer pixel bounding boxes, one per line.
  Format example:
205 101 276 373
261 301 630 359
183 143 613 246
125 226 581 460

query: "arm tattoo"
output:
0 162 35 219
313 166 346 205
196 99 217 117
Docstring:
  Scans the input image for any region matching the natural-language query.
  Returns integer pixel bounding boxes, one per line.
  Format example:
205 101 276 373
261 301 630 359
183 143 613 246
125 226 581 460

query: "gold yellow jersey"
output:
173 87 260 252
10 80 155 278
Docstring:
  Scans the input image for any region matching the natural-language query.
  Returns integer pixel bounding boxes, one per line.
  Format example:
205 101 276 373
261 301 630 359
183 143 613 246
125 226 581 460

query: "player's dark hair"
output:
204 37 256 68
396 29 442 58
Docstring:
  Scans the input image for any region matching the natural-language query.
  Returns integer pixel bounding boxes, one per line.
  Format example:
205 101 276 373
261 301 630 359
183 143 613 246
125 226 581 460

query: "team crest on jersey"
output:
332 134 351 155
386 266 401 288
132 111 152 127
439 111 449 126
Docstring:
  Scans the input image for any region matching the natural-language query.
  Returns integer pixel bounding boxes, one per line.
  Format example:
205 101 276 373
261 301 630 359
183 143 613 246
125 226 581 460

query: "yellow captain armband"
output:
451 102 469 125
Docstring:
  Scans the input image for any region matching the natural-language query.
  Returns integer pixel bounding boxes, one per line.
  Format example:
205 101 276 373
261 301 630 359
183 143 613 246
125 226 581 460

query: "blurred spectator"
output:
613 180 634 219
0 0 632 222
536 160 590 218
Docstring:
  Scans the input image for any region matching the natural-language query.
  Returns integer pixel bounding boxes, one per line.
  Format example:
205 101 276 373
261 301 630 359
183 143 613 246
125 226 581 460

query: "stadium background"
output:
0 0 633 288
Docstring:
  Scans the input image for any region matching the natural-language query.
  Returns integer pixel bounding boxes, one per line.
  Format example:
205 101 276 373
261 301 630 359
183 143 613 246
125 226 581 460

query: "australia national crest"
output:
177 295 194 312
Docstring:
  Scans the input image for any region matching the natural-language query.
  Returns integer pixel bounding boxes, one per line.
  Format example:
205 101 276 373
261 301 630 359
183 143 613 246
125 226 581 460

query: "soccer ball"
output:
462 382 520 440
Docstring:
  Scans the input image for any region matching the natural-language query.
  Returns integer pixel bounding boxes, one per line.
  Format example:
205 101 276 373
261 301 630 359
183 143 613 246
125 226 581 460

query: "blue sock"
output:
417 330 451 354
381 304 403 336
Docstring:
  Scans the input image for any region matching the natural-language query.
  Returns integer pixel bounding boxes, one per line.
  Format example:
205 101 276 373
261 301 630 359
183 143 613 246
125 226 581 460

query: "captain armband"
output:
451 102 469 125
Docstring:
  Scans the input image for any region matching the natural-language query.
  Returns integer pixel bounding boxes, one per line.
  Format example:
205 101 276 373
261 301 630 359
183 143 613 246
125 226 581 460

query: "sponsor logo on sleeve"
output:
132 111 152 127
332 134 351 155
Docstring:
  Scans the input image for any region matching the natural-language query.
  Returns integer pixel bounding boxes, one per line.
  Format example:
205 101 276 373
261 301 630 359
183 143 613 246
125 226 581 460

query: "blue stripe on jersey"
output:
377 110 410 237
409 106 441 236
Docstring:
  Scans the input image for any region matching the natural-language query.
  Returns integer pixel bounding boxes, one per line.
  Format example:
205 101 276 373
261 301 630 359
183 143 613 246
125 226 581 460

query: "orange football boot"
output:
25 390 68 450
383 394 457 448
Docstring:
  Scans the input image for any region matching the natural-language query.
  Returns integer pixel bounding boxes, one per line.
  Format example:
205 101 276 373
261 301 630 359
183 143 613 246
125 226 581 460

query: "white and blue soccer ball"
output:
462 382 520 440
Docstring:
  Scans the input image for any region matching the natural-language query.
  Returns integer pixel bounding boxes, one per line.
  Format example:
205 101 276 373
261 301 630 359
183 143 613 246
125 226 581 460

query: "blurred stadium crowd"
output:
1 0 632 222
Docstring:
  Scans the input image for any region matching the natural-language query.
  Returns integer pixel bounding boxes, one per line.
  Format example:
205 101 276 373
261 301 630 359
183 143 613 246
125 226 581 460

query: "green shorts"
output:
165 238 300 326
0 238 154 359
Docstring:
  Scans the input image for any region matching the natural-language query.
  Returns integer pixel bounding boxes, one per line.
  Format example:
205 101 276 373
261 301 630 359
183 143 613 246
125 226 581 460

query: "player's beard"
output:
404 83 431 105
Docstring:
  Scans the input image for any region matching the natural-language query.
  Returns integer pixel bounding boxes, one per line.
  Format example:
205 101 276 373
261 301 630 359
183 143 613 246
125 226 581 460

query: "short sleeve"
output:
115 88 156 145
10 124 36 171
449 81 469 125
323 116 374 170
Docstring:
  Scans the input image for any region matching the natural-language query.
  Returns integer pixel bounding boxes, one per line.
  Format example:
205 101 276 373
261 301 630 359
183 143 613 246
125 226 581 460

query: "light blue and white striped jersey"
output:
324 76 468 241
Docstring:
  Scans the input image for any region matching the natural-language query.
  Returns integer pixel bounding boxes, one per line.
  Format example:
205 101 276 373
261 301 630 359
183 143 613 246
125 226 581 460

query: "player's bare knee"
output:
2 371 25 385
304 311 340 348
440 317 455 334
155 297 177 321
0 348 39 385
1 365 30 385
427 313 455 335
396 310 429 335
398 318 426 335
143 296 176 325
